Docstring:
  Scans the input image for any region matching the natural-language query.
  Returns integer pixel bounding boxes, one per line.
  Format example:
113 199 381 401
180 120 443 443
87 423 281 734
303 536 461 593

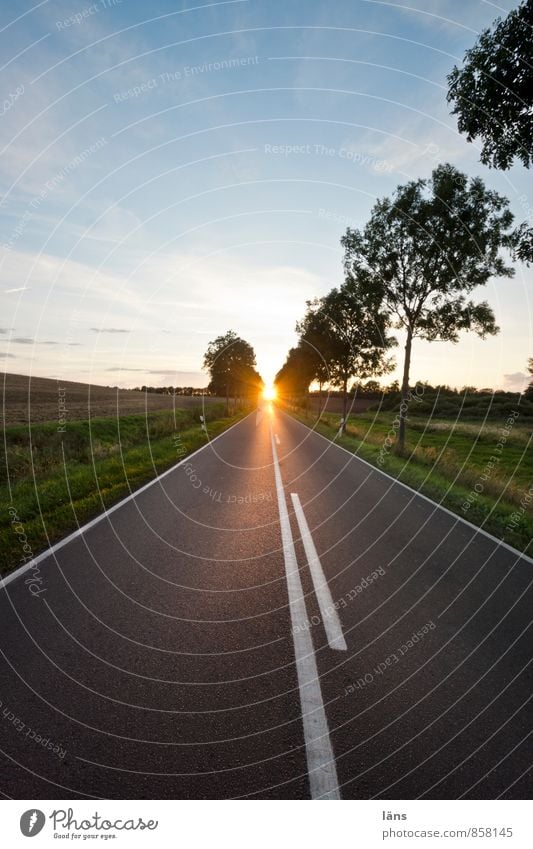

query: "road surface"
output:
0 404 531 799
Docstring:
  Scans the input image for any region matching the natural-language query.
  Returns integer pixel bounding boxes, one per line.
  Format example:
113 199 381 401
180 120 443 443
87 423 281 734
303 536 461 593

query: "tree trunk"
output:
397 327 413 454
341 376 348 434
317 381 323 420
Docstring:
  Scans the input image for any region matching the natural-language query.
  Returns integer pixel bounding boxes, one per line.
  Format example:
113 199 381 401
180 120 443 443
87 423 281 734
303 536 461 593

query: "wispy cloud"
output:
359 0 482 34
146 369 203 376
105 366 144 372
90 327 130 334
351 119 476 181
106 366 205 377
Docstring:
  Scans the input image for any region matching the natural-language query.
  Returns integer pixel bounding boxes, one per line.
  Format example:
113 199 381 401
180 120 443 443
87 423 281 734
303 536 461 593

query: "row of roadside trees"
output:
276 162 513 451
275 0 531 453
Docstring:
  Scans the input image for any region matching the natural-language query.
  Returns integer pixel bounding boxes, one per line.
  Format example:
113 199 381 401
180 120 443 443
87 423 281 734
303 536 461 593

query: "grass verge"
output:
1 403 250 576
285 405 533 558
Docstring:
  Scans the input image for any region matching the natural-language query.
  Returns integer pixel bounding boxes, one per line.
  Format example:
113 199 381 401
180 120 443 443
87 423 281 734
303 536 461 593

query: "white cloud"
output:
80 204 145 244
352 118 476 180
503 371 530 393
0 248 145 312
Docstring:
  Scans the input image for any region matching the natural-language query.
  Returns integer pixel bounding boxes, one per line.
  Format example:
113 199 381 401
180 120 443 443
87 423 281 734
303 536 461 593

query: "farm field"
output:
287 404 533 556
1 396 252 575
1 372 222 426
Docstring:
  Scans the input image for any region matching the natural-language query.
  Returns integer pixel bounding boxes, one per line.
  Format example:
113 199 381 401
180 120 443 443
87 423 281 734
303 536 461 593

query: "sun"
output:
262 384 277 402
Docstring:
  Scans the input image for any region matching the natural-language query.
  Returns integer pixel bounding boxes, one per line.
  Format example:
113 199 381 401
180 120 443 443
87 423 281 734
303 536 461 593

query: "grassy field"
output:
286 401 533 556
306 396 374 414
1 402 249 576
1 372 223 425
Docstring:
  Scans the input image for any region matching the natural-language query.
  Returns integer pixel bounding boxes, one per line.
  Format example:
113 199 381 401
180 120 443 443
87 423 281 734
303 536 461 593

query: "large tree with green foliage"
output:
342 163 514 452
203 330 262 408
447 0 533 262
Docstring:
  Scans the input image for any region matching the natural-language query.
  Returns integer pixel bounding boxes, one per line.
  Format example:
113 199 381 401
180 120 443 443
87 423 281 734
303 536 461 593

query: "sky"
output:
0 0 531 391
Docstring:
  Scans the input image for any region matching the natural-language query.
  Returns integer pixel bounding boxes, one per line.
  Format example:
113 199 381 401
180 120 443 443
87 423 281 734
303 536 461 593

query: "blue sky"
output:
0 0 531 390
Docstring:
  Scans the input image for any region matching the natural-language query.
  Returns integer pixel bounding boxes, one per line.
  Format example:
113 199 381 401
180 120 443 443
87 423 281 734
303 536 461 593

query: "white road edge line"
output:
270 425 341 800
275 433 280 445
290 493 347 652
284 411 533 566
0 411 255 590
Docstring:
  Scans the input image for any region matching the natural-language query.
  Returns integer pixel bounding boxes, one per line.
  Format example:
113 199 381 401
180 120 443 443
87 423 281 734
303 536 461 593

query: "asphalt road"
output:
0 404 531 799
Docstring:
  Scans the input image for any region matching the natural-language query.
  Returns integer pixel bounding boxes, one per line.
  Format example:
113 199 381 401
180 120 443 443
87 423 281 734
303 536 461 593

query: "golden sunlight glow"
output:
262 384 277 402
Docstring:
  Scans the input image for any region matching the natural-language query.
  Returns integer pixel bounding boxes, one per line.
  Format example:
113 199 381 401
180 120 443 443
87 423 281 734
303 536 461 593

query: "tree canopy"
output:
203 330 263 403
447 0 532 263
274 345 317 402
447 0 533 171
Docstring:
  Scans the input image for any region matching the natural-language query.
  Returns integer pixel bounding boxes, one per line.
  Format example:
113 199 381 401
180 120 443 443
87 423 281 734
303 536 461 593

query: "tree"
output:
342 163 514 452
447 1 532 170
203 330 261 409
274 345 316 407
447 0 533 262
298 284 394 432
296 298 335 418
235 364 264 401
525 357 533 398
361 379 382 396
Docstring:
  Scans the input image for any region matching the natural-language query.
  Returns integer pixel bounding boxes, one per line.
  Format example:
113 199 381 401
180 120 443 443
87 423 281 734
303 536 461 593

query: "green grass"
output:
286 404 533 557
1 403 250 575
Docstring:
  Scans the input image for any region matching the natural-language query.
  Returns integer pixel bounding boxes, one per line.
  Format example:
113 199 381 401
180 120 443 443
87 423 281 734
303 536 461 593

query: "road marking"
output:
0 411 255 590
270 426 340 800
275 433 280 445
290 493 347 652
